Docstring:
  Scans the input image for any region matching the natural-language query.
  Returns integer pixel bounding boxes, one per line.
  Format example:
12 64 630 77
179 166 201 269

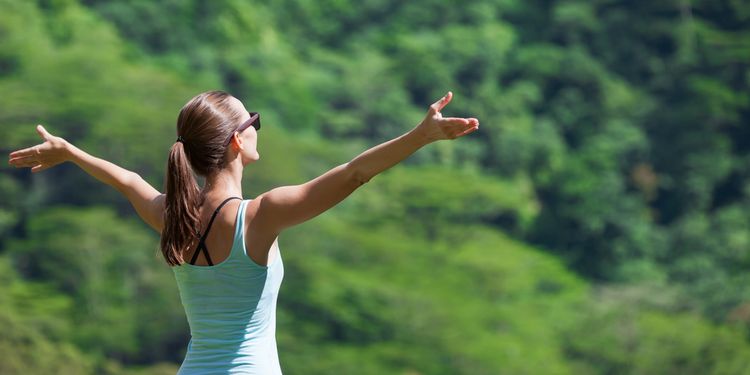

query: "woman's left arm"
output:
254 91 479 234
8 125 165 232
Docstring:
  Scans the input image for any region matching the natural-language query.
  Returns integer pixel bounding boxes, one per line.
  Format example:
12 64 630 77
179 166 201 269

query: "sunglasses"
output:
224 112 260 146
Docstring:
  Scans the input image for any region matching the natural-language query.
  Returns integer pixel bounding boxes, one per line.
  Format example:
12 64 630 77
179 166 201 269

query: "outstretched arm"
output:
257 91 479 233
8 125 165 232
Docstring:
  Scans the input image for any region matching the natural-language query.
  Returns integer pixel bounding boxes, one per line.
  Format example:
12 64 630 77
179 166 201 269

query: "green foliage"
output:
343 165 539 236
6 206 186 363
0 311 95 375
564 289 750 375
279 219 588 374
0 256 93 374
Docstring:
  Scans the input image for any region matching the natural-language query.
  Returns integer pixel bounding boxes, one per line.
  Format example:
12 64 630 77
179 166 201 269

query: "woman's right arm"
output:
8 125 165 232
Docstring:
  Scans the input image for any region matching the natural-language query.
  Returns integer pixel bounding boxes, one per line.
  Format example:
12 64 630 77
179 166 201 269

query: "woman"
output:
8 90 479 374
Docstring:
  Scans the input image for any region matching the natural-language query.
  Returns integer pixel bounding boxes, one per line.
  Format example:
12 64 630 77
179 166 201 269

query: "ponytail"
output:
161 141 201 266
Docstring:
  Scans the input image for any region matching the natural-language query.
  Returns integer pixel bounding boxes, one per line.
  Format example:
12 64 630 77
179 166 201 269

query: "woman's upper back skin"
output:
184 197 278 267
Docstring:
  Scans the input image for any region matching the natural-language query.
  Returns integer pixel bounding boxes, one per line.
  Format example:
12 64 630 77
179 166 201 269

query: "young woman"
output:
8 90 479 374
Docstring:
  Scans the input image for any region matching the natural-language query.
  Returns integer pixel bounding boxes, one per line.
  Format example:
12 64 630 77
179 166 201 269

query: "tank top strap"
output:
230 199 251 257
189 196 242 265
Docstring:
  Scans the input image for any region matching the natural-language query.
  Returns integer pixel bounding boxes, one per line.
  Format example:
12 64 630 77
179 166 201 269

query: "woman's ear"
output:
229 132 244 151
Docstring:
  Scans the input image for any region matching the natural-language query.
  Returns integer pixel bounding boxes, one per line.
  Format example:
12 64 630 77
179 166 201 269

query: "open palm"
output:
8 125 70 173
417 92 479 142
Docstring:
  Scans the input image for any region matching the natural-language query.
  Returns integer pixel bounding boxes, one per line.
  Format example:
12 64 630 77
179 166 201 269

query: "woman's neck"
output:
203 164 244 200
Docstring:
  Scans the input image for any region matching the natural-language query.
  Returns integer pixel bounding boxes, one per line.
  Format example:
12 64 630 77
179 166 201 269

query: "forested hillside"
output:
2 0 749 374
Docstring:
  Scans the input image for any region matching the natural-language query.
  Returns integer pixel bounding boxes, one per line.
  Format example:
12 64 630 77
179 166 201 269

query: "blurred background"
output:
1 0 749 373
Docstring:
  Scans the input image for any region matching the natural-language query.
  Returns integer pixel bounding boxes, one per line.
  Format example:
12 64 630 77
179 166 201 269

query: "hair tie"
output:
176 135 185 144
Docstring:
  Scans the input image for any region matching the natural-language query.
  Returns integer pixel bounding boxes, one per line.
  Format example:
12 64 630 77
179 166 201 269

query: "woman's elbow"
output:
345 163 372 187
113 171 137 193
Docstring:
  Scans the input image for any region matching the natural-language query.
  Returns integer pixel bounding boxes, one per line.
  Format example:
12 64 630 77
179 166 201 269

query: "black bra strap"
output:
189 196 242 265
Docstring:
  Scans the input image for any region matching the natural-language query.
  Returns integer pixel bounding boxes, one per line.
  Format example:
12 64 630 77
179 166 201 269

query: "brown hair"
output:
161 91 246 266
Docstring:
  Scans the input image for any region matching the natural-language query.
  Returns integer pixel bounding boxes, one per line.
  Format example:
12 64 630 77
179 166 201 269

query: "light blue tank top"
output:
173 199 284 374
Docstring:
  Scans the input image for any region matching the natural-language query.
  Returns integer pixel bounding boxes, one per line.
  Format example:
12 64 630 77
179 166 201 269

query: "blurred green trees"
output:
2 0 749 373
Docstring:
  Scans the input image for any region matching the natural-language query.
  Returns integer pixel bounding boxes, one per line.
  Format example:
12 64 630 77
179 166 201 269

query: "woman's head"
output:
177 91 259 172
161 90 258 266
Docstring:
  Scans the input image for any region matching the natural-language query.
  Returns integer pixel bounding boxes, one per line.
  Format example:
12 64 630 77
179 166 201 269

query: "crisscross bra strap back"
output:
189 196 242 266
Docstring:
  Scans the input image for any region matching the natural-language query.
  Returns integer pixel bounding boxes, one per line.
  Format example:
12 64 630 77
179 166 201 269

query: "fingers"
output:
442 117 479 139
8 145 40 159
455 124 480 138
36 124 51 140
442 117 470 125
8 155 39 168
7 125 56 172
31 164 51 173
429 91 453 115
9 153 53 172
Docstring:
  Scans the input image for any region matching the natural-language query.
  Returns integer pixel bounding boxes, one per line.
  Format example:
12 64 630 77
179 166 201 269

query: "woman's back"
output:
173 199 284 374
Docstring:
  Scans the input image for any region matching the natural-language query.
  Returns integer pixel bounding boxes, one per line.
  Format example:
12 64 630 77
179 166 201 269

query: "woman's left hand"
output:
8 125 71 173
414 91 480 143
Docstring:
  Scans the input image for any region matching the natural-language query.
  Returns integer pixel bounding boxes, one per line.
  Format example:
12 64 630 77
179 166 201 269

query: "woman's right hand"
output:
8 125 71 173
414 91 479 143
